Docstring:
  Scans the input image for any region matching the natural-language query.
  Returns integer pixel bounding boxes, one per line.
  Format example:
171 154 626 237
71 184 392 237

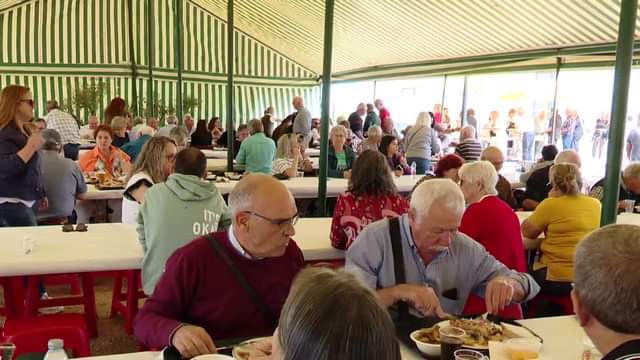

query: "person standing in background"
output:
45 100 81 160
375 99 391 131
292 96 312 149
547 109 562 147
592 112 609 159
519 107 535 162
405 112 441 175
0 85 46 226
627 116 640 162
363 103 380 133
466 108 478 136
348 103 366 140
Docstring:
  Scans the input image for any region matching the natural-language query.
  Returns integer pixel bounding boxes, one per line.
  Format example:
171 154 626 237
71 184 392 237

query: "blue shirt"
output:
236 133 276 174
121 135 151 162
345 214 540 315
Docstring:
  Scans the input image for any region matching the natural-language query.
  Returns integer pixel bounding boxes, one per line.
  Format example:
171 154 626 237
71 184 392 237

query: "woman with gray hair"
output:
358 125 382 154
458 161 527 318
328 125 356 178
254 267 401 360
404 111 441 175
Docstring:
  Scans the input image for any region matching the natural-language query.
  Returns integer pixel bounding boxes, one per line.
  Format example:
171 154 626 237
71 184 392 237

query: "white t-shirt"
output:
121 172 154 224
272 158 295 175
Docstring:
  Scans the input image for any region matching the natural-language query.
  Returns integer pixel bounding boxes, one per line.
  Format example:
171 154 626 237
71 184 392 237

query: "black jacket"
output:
328 145 356 178
0 125 45 201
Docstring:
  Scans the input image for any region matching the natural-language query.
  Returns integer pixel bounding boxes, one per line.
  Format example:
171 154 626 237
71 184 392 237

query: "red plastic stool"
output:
0 277 25 318
23 273 98 338
110 270 147 334
1 314 91 359
43 274 82 295
526 293 575 317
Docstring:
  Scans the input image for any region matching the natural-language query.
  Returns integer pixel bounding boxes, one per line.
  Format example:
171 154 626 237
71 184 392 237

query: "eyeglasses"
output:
245 211 299 227
19 99 34 107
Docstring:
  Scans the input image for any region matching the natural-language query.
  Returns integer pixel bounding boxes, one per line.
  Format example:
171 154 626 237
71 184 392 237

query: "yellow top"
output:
529 195 601 282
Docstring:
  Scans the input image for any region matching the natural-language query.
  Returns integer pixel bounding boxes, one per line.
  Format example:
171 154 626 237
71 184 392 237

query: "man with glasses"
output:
135 173 304 359
346 179 539 318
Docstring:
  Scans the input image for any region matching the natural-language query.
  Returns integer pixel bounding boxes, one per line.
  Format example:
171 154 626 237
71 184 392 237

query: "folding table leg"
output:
81 273 98 338
124 270 141 334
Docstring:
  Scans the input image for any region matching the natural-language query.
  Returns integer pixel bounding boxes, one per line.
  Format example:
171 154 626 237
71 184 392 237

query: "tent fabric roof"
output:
193 0 636 79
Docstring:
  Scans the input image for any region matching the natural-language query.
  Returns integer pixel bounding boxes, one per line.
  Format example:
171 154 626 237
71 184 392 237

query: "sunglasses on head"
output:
20 99 34 107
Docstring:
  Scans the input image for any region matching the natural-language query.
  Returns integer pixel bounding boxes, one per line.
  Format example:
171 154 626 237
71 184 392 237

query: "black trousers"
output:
63 143 80 161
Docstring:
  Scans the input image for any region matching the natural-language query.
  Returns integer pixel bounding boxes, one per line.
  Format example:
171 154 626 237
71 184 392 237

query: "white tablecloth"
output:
85 184 125 200
0 218 340 277
76 316 587 360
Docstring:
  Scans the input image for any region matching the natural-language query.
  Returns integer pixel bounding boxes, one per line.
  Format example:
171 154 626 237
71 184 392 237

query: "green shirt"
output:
236 133 276 174
336 151 347 170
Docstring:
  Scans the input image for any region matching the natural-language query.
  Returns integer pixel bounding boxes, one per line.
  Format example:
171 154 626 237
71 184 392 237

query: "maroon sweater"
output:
134 231 305 348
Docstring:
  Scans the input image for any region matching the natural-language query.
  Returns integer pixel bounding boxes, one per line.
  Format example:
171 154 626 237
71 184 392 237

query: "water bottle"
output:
410 162 417 179
43 339 68 360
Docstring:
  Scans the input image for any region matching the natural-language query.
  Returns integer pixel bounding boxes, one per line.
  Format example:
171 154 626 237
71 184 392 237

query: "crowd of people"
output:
1 83 639 360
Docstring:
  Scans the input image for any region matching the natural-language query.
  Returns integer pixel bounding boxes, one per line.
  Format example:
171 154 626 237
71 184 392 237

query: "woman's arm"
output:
521 219 545 240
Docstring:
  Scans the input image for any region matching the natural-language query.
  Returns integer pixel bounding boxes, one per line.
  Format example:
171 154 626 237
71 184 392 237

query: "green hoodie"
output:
137 173 232 294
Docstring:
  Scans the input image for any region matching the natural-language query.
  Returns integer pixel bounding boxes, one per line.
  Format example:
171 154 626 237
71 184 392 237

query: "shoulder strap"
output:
388 217 409 319
206 234 278 329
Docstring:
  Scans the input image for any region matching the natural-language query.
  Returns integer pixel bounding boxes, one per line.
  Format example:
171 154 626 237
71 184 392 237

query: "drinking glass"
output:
454 349 487 360
439 326 466 360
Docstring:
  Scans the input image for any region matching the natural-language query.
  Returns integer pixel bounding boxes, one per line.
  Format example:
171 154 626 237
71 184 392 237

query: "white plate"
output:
232 337 272 360
435 320 538 350
193 355 234 360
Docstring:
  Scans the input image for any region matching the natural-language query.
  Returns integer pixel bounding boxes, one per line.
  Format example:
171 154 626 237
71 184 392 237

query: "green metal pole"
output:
440 74 447 111
550 57 561 145
601 0 638 226
146 0 155 117
127 0 138 116
226 0 235 172
461 75 468 127
318 0 335 216
174 0 184 123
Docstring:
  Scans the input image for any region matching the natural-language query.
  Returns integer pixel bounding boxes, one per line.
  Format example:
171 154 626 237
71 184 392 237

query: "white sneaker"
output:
38 293 64 315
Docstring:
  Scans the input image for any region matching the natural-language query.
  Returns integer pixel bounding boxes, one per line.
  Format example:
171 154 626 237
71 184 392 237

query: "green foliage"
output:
182 95 200 115
74 80 110 115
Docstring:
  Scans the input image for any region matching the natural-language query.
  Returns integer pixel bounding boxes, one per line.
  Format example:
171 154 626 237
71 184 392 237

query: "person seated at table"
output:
37 129 88 224
454 126 482 162
253 267 401 360
78 124 131 178
218 124 249 157
79 115 99 140
572 225 640 360
271 118 292 144
121 125 155 162
190 119 213 148
458 161 526 319
522 149 581 210
519 144 557 184
168 126 189 151
480 146 518 209
521 163 600 316
121 136 177 224
346 179 540 317
328 125 356 179
589 163 640 211
379 135 410 175
405 112 441 174
358 125 382 154
331 150 409 250
110 116 130 148
236 119 276 174
272 133 312 177
137 147 231 295
134 174 304 358
410 153 464 195
338 119 361 153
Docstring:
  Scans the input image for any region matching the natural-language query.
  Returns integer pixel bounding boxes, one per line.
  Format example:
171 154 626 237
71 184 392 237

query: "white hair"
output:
330 124 348 138
415 112 431 126
555 150 581 167
623 163 640 181
165 115 177 125
459 161 498 196
138 126 155 137
410 179 464 221
367 125 382 137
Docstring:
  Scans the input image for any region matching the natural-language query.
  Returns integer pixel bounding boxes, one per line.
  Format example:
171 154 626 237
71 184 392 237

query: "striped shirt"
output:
455 139 483 162
45 109 80 145
602 339 640 360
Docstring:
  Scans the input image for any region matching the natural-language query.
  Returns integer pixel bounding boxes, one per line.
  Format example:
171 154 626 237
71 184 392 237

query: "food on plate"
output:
449 319 505 346
233 337 272 360
97 179 124 188
414 325 442 344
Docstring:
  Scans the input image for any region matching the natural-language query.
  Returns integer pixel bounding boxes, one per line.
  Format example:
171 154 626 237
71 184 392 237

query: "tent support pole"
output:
601 0 638 226
226 0 235 172
318 0 335 216
174 0 184 123
461 75 468 127
440 74 447 111
550 57 561 145
127 0 138 116
146 0 155 117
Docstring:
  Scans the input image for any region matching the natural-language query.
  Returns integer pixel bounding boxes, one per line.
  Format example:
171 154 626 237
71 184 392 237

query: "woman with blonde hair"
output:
264 267 401 360
111 115 130 148
522 163 601 315
404 111 440 175
272 133 312 177
121 136 178 224
0 85 45 226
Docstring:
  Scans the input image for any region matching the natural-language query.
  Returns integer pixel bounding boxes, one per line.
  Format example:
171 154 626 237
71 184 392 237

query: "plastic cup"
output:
439 326 466 360
623 199 635 213
454 349 487 360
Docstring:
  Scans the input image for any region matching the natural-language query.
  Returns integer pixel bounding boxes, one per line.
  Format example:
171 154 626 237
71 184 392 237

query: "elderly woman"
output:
379 135 409 176
111 116 130 148
331 150 409 250
522 163 601 314
272 133 313 177
79 125 131 178
458 161 526 319
328 125 356 179
168 126 189 151
260 267 401 360
121 136 177 224
358 125 382 154
404 112 441 175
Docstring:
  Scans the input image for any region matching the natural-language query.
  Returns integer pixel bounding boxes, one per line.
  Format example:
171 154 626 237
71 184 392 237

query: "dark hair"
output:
194 119 209 135
434 154 464 178
379 135 398 155
104 97 127 125
174 147 206 177
348 150 397 198
541 144 558 162
94 124 114 139
41 129 62 151
261 115 273 137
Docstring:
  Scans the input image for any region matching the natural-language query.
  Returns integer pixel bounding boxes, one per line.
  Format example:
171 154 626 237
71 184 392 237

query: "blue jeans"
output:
0 202 37 227
522 132 535 161
562 135 574 150
406 157 431 175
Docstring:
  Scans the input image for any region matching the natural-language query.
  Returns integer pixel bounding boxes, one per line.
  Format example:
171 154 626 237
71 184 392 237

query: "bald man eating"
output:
134 174 305 358
481 146 518 209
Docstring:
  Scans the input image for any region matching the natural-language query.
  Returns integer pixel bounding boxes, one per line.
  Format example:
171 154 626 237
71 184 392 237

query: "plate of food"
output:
224 172 242 181
232 337 272 360
95 179 125 190
411 318 538 355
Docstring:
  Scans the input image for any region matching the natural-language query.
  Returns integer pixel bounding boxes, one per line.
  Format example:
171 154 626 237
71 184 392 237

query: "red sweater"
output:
134 231 305 348
459 196 527 319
